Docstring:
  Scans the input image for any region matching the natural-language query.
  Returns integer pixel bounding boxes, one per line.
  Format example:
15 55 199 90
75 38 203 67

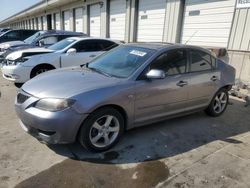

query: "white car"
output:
1 37 120 83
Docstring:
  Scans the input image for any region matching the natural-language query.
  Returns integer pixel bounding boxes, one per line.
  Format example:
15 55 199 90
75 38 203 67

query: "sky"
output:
0 0 41 22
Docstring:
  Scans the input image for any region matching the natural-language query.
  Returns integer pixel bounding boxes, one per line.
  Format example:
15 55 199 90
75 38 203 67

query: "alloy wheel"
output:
89 115 120 148
213 91 228 114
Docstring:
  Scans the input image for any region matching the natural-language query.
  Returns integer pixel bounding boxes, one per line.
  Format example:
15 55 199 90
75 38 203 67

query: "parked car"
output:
1 37 120 83
15 43 236 152
0 29 38 44
0 30 86 62
0 28 11 34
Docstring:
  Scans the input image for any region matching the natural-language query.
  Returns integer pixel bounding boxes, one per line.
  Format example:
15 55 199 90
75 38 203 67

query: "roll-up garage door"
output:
137 0 166 42
38 17 42 30
55 13 61 30
42 16 47 30
181 0 235 47
31 19 34 29
109 0 126 40
28 20 31 29
64 10 70 31
74 8 83 32
51 15 55 29
89 4 101 37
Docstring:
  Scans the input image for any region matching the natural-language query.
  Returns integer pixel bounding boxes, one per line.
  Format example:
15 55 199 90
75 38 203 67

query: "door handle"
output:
89 54 96 58
211 76 218 81
176 80 188 87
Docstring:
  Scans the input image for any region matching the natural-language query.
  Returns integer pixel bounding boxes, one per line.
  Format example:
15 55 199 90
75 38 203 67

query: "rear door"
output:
134 49 189 124
186 49 220 110
60 39 106 67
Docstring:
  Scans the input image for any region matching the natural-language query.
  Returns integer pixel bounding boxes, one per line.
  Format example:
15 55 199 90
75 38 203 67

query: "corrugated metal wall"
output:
228 8 250 51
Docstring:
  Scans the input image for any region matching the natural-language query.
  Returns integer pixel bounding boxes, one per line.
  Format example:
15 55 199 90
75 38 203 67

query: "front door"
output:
134 49 189 124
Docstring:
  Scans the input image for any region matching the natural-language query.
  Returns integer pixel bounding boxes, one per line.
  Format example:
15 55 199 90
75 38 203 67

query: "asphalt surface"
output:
0 75 250 188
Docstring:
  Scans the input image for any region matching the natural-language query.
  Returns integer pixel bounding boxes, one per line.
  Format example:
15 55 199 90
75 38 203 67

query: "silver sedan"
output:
15 43 236 152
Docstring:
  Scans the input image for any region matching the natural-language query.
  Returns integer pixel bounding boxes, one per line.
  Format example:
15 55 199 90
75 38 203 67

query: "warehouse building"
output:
0 0 250 83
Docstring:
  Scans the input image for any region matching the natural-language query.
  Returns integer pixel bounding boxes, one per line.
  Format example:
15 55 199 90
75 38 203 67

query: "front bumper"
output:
15 92 88 144
1 64 32 83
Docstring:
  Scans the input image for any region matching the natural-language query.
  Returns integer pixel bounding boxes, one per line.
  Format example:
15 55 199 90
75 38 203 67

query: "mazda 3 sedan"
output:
15 43 235 152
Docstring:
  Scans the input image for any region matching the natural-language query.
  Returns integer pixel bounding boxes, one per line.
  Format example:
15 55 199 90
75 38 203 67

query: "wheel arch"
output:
89 104 128 130
75 104 128 142
30 63 56 78
221 84 232 91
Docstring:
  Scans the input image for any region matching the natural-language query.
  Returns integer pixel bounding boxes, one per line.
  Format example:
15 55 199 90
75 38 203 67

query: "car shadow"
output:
47 97 250 164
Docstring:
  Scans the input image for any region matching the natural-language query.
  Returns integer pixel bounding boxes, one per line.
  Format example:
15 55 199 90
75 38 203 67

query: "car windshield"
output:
88 46 155 78
24 31 45 44
48 38 75 51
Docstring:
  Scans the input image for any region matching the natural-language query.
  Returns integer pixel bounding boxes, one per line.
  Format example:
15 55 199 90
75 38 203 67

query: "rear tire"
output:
30 65 54 78
78 107 124 152
205 88 229 117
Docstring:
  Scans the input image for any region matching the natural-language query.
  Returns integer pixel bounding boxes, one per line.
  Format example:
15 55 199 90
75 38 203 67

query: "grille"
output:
17 93 30 104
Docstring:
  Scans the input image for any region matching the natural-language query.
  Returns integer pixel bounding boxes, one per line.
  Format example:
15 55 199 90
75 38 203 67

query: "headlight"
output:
34 98 76 112
16 57 29 63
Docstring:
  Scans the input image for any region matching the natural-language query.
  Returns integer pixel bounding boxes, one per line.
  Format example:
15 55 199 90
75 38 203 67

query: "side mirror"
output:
66 48 77 55
146 69 166 80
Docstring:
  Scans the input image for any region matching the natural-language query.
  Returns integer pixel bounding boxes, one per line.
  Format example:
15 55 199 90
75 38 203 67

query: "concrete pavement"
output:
0 76 250 188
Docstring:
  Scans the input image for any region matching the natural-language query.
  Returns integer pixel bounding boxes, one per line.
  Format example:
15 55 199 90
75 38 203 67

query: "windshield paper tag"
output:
129 50 147 57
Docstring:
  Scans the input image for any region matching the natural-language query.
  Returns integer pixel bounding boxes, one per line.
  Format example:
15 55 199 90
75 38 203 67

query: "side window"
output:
22 30 36 40
58 35 70 41
150 49 187 76
71 40 103 52
40 36 58 46
99 40 118 51
5 31 20 40
190 50 212 72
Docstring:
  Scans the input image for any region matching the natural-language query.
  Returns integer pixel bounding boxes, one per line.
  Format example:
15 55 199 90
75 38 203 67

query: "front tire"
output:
78 107 124 152
205 88 229 117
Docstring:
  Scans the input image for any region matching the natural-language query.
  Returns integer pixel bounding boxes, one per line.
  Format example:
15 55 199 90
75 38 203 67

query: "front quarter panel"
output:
72 80 136 129
23 53 60 68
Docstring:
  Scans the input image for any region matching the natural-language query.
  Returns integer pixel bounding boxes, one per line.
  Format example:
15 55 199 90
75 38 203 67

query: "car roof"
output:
8 29 38 32
66 36 123 44
39 30 85 36
125 42 213 55
126 42 174 50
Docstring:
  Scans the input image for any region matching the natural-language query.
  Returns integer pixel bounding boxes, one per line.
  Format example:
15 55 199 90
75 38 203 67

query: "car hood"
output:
9 43 33 50
0 41 24 50
22 67 122 98
6 47 54 60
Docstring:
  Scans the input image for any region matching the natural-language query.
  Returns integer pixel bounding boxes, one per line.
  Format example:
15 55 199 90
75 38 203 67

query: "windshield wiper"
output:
83 63 111 77
88 67 112 77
